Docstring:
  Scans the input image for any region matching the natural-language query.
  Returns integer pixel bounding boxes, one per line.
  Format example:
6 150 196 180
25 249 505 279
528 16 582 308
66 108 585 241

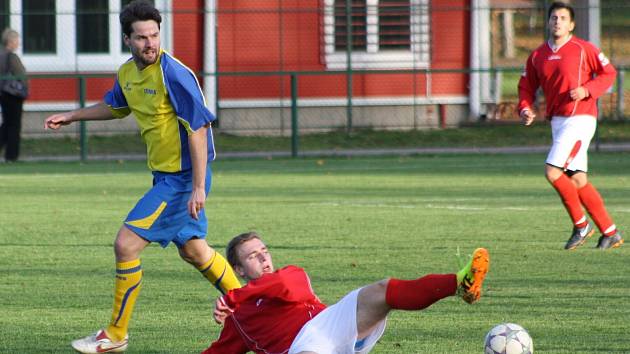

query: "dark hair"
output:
120 0 162 37
547 1 574 22
226 232 263 268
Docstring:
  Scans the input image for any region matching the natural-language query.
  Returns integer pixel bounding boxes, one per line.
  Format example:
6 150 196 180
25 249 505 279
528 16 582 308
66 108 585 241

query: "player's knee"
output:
570 172 588 188
114 237 138 261
113 227 147 261
177 247 198 265
544 166 562 182
362 279 389 300
178 240 213 266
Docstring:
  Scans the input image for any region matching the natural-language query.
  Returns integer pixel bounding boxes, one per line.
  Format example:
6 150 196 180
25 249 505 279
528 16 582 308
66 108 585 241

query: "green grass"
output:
1 154 629 353
20 120 630 158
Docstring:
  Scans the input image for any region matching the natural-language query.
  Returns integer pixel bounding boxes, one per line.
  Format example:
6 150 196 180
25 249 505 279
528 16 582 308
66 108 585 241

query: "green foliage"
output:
1 154 629 353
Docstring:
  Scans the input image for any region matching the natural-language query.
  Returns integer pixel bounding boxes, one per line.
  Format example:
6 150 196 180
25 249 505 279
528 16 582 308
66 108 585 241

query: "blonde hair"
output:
1 28 19 47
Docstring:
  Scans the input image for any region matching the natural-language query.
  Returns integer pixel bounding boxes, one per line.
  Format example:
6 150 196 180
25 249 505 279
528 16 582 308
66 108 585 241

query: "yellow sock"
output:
106 259 143 342
198 251 241 294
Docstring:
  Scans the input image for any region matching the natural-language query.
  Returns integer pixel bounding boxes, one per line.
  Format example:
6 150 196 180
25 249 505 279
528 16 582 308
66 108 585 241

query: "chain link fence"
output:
4 0 628 159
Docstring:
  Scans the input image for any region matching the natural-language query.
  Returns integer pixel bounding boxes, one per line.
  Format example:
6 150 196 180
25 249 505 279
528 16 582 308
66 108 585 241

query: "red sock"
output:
551 174 587 227
578 183 617 236
385 274 457 311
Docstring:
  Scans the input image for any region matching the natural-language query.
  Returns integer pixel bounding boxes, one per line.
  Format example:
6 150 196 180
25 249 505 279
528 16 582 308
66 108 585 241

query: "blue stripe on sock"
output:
113 280 142 326
117 265 142 275
199 258 215 274
213 266 227 295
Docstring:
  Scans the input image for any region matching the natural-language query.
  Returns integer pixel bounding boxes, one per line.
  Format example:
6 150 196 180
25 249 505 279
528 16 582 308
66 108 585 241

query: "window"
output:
334 0 367 51
0 0 9 32
378 0 411 50
23 0 55 53
77 0 109 53
17 0 171 72
324 0 430 69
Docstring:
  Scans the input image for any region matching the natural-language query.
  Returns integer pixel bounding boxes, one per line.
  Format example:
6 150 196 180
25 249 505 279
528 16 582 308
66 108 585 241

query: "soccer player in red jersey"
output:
518 1 623 250
202 232 490 354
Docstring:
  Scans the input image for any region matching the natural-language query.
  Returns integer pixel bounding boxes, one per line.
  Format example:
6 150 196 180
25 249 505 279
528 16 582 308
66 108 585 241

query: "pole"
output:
617 69 625 119
79 77 87 162
345 0 353 134
290 73 299 158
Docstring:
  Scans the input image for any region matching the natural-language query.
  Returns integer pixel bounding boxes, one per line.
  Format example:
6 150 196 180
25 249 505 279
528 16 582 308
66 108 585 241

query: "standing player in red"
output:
202 232 490 354
518 1 623 250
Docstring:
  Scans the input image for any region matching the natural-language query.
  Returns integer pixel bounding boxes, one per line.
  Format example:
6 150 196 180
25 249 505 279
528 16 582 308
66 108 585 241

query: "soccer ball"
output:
484 323 533 354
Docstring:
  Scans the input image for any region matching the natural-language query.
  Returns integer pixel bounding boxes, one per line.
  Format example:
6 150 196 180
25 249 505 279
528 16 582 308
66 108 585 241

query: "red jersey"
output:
202 265 327 354
518 36 616 119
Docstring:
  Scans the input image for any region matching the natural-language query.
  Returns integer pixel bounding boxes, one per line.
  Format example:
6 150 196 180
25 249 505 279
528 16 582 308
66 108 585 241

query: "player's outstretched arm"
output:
44 102 116 130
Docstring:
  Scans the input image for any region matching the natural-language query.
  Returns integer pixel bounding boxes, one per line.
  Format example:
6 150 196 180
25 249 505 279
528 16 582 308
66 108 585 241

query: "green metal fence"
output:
5 1 630 160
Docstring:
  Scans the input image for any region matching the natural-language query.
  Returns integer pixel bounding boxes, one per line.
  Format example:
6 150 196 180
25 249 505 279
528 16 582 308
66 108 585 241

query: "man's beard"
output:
134 48 158 67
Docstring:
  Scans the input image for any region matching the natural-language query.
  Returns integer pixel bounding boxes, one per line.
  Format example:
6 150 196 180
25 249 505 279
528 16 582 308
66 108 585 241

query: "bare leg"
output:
356 279 391 339
569 171 587 188
114 225 149 262
545 164 587 188
178 237 215 267
545 164 564 183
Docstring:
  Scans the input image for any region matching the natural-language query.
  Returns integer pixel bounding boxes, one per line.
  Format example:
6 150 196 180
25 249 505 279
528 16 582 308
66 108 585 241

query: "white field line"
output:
308 201 529 211
307 201 630 213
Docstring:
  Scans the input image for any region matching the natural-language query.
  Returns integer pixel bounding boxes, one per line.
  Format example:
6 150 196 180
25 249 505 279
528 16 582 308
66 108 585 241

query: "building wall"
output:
431 0 470 95
216 0 470 99
20 0 474 137
173 0 205 73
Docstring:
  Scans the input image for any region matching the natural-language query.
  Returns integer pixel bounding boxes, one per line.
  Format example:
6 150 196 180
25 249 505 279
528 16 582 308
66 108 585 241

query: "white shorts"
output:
546 115 596 172
289 288 387 354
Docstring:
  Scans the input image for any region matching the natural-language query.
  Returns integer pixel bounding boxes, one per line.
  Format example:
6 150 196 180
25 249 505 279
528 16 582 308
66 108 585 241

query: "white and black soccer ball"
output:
484 323 533 354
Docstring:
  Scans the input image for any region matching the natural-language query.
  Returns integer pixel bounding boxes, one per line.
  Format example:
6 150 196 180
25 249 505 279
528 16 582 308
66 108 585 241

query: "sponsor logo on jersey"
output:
256 298 263 307
123 82 132 92
598 52 610 66
144 88 157 95
547 54 562 61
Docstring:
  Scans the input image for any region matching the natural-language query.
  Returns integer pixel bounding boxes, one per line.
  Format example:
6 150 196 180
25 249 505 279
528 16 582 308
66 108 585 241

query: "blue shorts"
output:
124 165 212 248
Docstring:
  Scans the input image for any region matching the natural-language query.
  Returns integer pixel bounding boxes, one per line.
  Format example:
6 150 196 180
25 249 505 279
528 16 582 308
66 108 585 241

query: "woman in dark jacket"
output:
0 28 27 162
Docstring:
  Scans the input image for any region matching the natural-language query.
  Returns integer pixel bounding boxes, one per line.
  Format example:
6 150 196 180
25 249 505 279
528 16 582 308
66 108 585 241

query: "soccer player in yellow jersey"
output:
44 1 241 352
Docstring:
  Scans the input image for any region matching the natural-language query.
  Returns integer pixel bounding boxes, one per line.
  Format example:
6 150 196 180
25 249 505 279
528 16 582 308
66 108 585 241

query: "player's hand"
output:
187 187 206 220
44 112 74 130
213 297 233 325
520 109 536 126
569 86 589 101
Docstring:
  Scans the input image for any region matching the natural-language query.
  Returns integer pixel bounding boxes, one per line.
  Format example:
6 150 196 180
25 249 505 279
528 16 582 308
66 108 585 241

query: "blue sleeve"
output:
161 54 215 132
103 78 131 118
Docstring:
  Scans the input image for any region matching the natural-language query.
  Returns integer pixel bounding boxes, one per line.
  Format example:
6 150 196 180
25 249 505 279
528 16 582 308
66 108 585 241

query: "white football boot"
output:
71 329 128 353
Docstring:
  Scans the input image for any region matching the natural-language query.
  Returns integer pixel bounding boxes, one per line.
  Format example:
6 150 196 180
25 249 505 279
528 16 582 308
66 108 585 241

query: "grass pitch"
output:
0 153 629 353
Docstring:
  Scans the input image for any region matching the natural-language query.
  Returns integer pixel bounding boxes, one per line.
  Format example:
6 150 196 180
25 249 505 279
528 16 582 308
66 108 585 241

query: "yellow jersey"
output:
104 50 216 172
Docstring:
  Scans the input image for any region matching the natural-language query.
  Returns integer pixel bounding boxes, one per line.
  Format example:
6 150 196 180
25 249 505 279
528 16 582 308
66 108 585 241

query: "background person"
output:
518 1 623 250
44 1 241 352
0 28 27 162
203 232 490 354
